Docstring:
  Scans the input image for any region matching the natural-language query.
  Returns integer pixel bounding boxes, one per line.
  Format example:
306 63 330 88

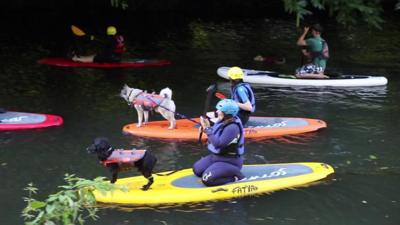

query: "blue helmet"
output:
216 99 239 116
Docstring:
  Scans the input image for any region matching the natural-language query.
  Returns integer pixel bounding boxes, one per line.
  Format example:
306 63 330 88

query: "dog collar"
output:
106 147 114 154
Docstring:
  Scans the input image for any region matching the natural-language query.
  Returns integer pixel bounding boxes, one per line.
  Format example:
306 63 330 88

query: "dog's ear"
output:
92 137 112 152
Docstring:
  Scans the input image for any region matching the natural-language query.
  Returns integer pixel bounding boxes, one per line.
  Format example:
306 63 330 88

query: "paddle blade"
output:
215 92 227 99
71 25 86 36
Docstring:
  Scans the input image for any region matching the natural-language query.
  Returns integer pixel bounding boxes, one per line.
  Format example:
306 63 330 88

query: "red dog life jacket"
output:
101 149 146 171
132 93 165 110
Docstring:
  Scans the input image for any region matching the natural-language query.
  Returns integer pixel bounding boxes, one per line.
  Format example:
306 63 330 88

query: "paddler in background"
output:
193 99 245 186
295 23 330 79
72 26 125 63
227 66 256 125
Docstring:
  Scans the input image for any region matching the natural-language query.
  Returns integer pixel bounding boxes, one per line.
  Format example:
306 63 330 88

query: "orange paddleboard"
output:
122 116 326 140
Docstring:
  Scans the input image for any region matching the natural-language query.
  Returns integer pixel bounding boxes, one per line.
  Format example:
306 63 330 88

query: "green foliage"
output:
22 174 116 225
111 0 128 10
283 0 313 27
109 0 392 28
328 0 384 29
282 0 385 29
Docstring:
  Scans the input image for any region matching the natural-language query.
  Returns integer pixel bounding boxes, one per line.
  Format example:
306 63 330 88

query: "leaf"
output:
44 220 56 225
45 204 56 214
30 200 46 209
369 155 377 160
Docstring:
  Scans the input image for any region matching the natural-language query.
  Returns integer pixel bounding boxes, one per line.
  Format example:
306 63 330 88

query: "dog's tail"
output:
160 87 173 100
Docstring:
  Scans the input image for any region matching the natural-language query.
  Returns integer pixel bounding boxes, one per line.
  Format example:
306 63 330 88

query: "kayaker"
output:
72 26 125 63
228 66 255 125
193 99 245 186
296 23 329 79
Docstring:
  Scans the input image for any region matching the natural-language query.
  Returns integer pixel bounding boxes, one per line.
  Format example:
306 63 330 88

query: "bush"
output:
21 174 117 225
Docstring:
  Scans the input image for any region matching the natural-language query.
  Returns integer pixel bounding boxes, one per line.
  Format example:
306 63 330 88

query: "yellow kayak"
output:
93 162 334 205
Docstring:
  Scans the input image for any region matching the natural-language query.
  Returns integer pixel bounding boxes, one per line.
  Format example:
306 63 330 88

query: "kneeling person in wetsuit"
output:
193 99 245 186
295 24 329 79
73 26 125 63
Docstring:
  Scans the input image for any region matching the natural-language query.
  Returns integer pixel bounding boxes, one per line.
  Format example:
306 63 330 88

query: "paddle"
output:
198 84 217 142
71 25 95 40
215 92 227 100
71 25 86 36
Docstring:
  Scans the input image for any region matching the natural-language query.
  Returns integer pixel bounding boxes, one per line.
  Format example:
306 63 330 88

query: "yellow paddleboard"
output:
93 162 334 205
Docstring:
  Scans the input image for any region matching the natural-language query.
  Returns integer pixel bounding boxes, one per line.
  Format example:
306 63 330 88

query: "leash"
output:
143 95 200 125
155 169 180 176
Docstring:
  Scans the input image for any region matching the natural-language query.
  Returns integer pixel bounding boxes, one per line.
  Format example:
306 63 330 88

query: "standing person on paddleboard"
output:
72 26 125 63
228 66 255 125
193 99 245 186
296 23 329 79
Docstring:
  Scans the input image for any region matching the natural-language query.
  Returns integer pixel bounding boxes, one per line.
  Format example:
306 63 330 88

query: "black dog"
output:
87 137 157 190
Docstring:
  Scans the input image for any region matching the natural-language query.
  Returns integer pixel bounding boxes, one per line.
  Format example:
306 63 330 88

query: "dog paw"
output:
141 185 151 191
168 126 175 130
136 124 142 128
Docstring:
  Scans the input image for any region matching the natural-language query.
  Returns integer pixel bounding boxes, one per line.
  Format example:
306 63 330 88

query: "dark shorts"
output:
238 111 250 125
295 64 324 76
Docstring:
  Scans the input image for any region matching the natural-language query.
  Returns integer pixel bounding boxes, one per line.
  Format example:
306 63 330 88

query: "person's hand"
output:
200 116 210 129
303 26 310 33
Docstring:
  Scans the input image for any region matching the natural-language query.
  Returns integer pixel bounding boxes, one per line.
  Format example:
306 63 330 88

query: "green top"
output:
306 37 327 70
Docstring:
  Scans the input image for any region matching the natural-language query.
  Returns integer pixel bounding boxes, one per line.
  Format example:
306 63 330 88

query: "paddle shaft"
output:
199 84 217 142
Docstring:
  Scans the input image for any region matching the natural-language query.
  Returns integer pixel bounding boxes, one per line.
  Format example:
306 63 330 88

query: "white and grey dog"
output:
120 84 176 129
